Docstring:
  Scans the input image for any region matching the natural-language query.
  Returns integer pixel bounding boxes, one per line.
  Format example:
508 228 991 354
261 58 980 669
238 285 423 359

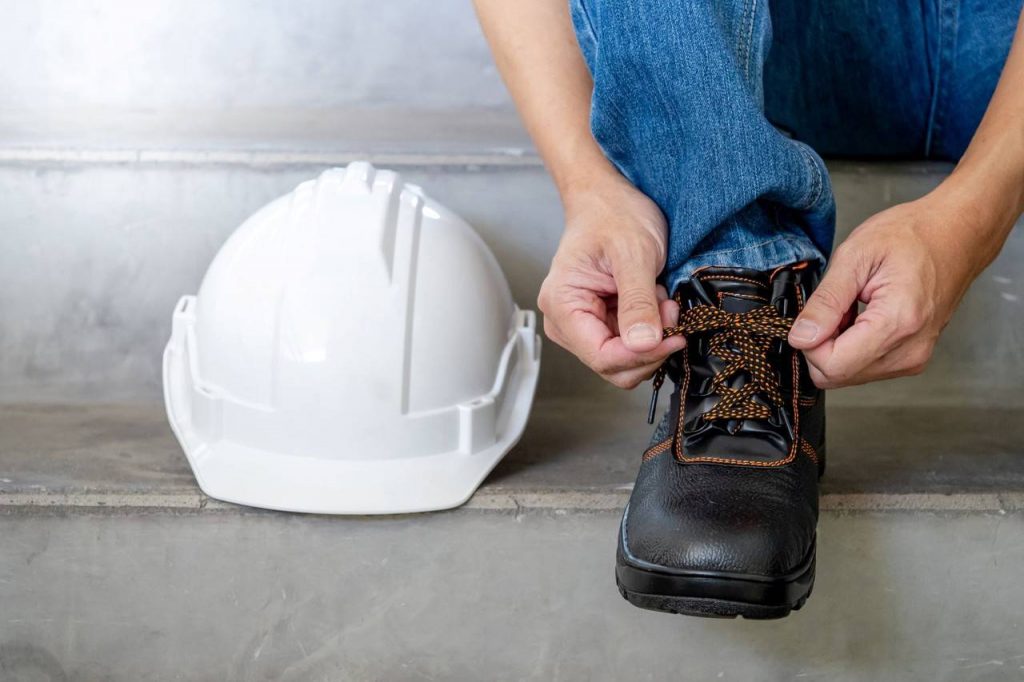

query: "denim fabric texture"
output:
766 0 1023 160
569 0 1020 290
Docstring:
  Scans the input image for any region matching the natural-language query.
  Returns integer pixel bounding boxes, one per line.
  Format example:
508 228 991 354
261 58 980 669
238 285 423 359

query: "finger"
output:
807 353 904 389
589 333 687 376
839 301 858 334
603 298 685 388
659 296 681 328
606 361 666 390
541 314 568 348
808 335 933 389
789 250 867 349
552 300 680 372
606 291 679 339
610 255 663 353
538 283 607 351
604 299 685 387
800 301 855 385
802 305 898 388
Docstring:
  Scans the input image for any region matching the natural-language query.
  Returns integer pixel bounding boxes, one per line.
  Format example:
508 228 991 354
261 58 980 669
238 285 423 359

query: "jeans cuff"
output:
664 236 826 293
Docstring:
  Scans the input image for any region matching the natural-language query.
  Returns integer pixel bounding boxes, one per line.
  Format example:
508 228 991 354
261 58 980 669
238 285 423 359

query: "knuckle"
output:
587 354 614 375
819 363 851 387
806 361 833 389
606 374 633 389
904 345 933 375
536 292 549 316
618 288 655 317
899 307 926 334
904 363 927 377
809 370 836 390
541 317 559 342
536 279 555 315
610 234 660 264
817 370 838 386
830 240 866 269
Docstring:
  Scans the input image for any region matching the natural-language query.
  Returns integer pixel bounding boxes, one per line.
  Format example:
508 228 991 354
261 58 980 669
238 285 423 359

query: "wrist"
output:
918 185 1009 278
939 170 1024 226
551 153 626 204
939 144 1024 237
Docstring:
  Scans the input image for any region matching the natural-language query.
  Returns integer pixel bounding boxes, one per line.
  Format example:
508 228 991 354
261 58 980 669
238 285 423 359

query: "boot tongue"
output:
719 295 763 314
682 268 776 316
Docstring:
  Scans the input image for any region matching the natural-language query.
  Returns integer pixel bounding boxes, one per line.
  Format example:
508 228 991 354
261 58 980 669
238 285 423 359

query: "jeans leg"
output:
764 0 1021 161
930 0 1022 160
569 0 835 292
764 1 935 158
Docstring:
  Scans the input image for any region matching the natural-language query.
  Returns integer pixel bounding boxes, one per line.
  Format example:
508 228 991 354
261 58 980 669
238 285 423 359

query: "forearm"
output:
472 0 618 198
932 10 1024 271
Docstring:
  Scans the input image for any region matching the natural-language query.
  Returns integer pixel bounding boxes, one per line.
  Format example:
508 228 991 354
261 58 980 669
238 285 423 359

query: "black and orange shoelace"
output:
647 304 794 424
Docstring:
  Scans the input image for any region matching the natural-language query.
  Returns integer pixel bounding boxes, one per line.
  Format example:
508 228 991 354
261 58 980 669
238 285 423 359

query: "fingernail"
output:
790 319 819 343
626 323 658 345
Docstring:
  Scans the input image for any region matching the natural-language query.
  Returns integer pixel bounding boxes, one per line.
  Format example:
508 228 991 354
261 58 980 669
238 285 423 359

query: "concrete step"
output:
0 108 534 160
2 400 1024 680
5 399 1024 507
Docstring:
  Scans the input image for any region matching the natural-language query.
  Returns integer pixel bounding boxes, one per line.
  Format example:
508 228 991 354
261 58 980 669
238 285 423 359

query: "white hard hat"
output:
163 162 541 514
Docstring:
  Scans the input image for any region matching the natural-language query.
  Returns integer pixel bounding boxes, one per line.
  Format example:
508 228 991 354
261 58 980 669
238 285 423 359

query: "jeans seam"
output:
572 0 598 53
743 0 759 84
926 0 960 159
792 141 825 210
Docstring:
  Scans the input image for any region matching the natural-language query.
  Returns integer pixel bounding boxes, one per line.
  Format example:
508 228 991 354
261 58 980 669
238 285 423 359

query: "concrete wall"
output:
0 0 507 113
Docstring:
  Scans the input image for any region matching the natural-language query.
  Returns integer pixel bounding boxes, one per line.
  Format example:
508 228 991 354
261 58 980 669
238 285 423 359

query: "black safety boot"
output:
616 261 824 619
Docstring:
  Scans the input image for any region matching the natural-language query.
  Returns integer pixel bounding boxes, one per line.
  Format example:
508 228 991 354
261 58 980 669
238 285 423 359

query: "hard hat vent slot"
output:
517 309 537 330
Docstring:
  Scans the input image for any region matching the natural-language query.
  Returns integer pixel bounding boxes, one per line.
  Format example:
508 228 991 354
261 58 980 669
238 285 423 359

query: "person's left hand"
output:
787 193 985 389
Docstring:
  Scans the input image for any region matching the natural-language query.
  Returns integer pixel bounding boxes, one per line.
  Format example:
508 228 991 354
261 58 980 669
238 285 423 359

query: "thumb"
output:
789 252 864 349
612 256 663 353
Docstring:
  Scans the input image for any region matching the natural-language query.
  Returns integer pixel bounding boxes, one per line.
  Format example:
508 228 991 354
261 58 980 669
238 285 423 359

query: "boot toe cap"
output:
620 485 815 578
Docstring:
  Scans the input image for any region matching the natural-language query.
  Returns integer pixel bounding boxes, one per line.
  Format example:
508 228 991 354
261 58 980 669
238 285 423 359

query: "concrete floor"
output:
1 510 1023 682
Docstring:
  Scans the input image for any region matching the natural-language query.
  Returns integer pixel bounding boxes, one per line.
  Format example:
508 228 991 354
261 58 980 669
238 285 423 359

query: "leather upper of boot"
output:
620 262 824 578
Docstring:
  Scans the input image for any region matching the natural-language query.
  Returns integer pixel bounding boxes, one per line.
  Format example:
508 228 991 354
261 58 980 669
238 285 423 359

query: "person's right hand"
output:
538 174 687 388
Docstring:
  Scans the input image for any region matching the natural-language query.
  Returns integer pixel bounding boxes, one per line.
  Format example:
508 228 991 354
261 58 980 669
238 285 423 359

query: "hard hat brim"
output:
162 321 540 515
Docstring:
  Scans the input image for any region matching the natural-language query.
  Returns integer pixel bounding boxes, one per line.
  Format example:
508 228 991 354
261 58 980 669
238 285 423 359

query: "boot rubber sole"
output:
616 541 816 620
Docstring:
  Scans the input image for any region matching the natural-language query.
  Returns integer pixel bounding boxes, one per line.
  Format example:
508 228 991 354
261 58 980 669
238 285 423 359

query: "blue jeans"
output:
569 0 1022 291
